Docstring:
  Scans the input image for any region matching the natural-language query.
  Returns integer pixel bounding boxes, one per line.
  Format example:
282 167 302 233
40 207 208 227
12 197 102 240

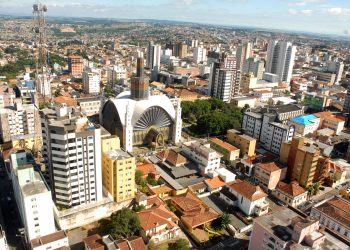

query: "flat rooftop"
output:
105 149 132 160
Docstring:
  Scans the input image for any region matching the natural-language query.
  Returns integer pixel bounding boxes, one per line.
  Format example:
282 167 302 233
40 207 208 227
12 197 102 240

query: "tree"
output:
135 170 143 185
312 182 320 195
103 208 141 240
168 239 189 250
306 185 314 200
219 213 231 230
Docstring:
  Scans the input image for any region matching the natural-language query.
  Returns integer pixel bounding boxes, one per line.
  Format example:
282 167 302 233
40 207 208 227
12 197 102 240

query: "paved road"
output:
0 164 24 249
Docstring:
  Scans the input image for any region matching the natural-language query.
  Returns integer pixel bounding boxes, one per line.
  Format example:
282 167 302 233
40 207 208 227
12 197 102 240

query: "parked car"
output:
319 186 325 191
335 185 341 190
298 204 306 210
276 200 285 206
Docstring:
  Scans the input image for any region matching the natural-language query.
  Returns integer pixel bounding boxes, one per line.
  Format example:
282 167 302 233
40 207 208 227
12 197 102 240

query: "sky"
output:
1 0 350 36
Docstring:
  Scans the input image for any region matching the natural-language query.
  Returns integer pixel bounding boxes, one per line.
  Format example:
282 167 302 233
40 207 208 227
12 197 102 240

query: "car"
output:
298 204 306 209
319 186 325 191
276 200 285 206
347 188 350 193
335 185 341 190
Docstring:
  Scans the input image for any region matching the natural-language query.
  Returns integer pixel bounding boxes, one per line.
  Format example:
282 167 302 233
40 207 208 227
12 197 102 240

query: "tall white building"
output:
146 42 161 70
243 57 265 80
0 98 40 143
10 151 55 241
83 71 100 94
107 65 127 85
208 56 240 103
36 74 52 98
236 42 252 71
327 61 344 83
41 105 103 207
193 47 207 64
265 40 297 83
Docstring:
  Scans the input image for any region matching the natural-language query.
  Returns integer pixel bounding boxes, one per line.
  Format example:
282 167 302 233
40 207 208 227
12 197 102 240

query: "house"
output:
135 193 164 209
84 234 147 250
310 197 350 241
323 159 347 188
273 181 307 207
188 182 207 196
136 162 160 180
83 234 104 250
148 184 174 198
314 112 345 135
156 149 188 167
219 180 268 216
138 205 180 243
115 236 147 250
254 162 286 191
170 191 219 232
204 176 226 193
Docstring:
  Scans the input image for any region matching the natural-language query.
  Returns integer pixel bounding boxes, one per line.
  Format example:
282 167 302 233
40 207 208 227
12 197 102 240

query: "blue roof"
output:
291 115 319 125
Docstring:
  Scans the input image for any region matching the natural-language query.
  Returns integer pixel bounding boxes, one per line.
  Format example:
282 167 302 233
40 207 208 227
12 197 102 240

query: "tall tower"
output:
265 40 296 83
32 2 51 98
124 102 133 152
173 98 182 144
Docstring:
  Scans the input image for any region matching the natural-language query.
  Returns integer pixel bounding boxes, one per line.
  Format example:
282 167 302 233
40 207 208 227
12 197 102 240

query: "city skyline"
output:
0 0 349 36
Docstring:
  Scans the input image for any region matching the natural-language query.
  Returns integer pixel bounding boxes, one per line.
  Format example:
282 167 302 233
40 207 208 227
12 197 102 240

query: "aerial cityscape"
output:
0 0 350 249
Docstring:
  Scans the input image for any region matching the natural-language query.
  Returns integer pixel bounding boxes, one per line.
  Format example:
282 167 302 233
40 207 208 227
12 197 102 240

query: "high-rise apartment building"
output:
40 105 103 207
327 61 344 83
236 42 252 71
174 42 188 58
102 137 135 203
280 137 320 187
68 55 84 77
146 42 161 70
107 65 127 86
0 98 41 143
83 70 101 94
265 40 297 83
208 55 240 102
193 47 207 64
243 57 264 80
343 84 350 113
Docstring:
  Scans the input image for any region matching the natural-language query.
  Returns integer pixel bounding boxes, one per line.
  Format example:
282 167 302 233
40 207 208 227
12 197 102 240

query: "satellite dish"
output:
33 4 39 11
42 5 48 12
33 27 40 33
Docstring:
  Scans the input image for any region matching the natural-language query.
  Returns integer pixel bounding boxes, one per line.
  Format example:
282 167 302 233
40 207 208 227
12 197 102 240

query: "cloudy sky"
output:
1 0 350 35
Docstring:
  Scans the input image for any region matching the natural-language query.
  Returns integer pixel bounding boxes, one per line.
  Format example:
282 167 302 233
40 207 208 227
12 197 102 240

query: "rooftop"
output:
211 138 239 152
257 161 283 172
313 197 350 230
31 230 68 248
228 179 267 201
105 149 133 160
138 205 178 231
291 114 319 125
277 181 306 197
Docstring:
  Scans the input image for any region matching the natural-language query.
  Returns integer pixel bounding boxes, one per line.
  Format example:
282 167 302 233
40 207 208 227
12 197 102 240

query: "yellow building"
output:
280 137 320 187
227 129 256 157
210 137 240 163
102 136 135 203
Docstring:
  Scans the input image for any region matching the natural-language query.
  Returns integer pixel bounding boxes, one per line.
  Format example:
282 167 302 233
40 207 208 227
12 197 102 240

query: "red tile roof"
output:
228 180 267 201
83 234 104 250
136 162 157 176
277 181 306 197
156 149 187 167
257 162 283 172
138 205 178 232
211 138 239 152
115 236 146 250
205 176 225 189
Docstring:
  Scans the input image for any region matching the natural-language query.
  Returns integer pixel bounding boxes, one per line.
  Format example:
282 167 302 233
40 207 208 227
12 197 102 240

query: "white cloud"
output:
327 7 343 15
288 0 322 7
288 9 298 15
301 9 313 14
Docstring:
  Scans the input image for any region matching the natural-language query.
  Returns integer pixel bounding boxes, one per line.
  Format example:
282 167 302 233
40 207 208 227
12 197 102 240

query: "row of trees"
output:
181 99 243 136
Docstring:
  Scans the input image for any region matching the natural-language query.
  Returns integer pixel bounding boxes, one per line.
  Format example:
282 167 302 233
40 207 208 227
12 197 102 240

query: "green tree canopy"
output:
168 239 189 250
103 208 141 240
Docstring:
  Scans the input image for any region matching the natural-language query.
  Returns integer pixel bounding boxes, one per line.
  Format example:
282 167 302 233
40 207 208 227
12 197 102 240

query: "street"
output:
0 163 24 250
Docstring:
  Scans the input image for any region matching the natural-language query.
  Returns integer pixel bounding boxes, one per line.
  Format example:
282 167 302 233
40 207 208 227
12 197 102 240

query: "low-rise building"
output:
254 162 286 191
210 138 240 163
138 205 180 243
170 191 219 232
273 181 307 207
227 129 256 157
249 207 350 250
289 114 320 136
181 140 222 176
77 97 101 117
314 112 345 135
30 230 69 250
311 197 350 241
219 180 268 216
253 90 273 102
